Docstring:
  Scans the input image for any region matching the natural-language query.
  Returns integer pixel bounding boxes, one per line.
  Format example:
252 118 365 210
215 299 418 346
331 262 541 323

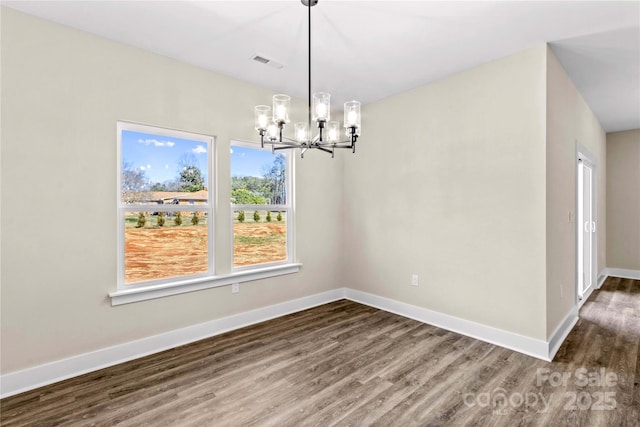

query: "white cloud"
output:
192 145 207 154
147 164 152 169
140 166 146 171
229 148 234 154
137 138 175 148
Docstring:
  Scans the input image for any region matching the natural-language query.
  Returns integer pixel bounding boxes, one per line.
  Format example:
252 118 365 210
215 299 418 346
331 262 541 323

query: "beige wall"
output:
343 46 548 340
545 48 607 337
0 8 344 374
606 130 640 271
1 7 612 377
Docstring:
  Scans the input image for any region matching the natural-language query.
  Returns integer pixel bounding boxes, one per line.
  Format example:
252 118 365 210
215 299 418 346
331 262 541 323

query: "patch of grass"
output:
234 234 283 245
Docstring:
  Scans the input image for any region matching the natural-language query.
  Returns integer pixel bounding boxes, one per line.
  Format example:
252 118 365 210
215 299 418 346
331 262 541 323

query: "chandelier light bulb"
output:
254 105 271 131
273 94 291 124
295 122 309 143
312 92 330 122
327 121 340 142
316 103 327 118
344 100 361 136
267 123 279 141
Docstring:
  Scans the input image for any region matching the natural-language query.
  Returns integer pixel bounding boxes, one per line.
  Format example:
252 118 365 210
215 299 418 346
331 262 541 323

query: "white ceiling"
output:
3 0 639 132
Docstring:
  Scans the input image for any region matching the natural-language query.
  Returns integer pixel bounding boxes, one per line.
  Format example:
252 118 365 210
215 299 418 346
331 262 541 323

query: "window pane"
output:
124 212 208 284
230 145 286 205
121 130 209 204
233 210 287 267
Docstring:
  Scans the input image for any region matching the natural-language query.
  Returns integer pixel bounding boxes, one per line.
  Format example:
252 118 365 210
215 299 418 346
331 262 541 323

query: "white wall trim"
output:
547 306 579 361
579 284 596 308
0 288 345 399
109 263 302 305
597 268 608 288
603 267 640 280
343 288 551 361
3 286 584 398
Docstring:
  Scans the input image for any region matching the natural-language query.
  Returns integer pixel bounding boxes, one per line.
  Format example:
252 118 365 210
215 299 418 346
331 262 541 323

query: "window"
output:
112 125 299 305
117 122 214 288
231 141 293 269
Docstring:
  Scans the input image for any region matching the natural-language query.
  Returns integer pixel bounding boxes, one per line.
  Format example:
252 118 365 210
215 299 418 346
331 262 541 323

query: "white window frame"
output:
110 126 300 306
116 121 215 290
230 140 295 271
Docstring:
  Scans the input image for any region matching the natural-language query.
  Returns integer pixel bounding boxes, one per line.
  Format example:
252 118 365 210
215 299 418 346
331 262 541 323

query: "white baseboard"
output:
547 306 579 361
597 269 608 288
0 289 345 399
343 288 551 361
603 267 640 281
3 286 580 398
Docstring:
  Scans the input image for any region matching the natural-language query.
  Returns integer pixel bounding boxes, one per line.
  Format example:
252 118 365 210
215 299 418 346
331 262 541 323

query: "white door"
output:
577 158 595 300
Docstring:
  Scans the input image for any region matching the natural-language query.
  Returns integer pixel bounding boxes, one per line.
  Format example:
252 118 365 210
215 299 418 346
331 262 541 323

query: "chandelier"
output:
254 0 361 158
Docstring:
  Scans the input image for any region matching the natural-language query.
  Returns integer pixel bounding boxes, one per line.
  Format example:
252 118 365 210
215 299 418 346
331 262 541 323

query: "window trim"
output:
109 263 301 305
230 140 295 271
116 121 215 290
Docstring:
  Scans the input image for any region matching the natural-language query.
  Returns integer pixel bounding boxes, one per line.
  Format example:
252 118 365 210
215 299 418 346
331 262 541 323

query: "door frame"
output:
576 142 598 307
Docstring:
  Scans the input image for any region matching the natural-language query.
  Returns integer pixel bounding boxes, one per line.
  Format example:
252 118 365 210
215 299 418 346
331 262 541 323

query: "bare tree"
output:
121 161 151 203
261 154 286 204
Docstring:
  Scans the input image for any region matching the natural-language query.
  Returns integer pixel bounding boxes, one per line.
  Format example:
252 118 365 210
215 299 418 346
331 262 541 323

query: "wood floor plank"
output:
1 277 638 426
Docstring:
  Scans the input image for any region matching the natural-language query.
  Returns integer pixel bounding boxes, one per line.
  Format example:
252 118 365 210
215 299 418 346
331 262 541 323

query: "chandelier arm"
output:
320 140 353 146
316 146 334 155
272 145 301 152
275 137 300 145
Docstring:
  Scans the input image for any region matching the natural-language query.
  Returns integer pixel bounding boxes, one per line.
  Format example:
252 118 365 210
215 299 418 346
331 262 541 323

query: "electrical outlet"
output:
411 274 419 286
232 283 240 294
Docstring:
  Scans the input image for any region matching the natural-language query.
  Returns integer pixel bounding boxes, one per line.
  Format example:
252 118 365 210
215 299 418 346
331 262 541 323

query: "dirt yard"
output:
233 222 287 267
125 222 286 284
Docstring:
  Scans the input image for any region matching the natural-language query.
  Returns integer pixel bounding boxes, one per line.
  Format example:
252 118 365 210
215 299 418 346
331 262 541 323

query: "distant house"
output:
149 190 209 206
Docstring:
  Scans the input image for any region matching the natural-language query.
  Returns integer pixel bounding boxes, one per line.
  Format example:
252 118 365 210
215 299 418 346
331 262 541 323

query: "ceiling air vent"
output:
252 55 284 69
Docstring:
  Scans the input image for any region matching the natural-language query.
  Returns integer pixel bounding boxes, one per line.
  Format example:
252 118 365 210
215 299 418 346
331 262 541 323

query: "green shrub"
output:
174 211 183 226
157 212 166 227
277 211 283 222
136 212 146 228
266 211 272 222
237 211 245 223
253 210 260 222
231 188 266 205
191 212 199 225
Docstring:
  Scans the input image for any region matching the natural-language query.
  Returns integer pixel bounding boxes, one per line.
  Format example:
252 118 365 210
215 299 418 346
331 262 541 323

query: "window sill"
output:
109 263 302 306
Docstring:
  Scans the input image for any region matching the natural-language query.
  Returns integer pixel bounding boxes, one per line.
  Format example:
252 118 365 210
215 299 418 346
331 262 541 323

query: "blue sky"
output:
230 145 277 178
122 130 208 184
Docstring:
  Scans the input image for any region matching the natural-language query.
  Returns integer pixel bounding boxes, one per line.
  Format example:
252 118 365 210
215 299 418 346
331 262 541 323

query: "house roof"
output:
149 190 209 202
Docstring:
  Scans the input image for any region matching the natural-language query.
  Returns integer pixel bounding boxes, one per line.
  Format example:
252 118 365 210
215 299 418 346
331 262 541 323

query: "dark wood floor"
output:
1 276 638 426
